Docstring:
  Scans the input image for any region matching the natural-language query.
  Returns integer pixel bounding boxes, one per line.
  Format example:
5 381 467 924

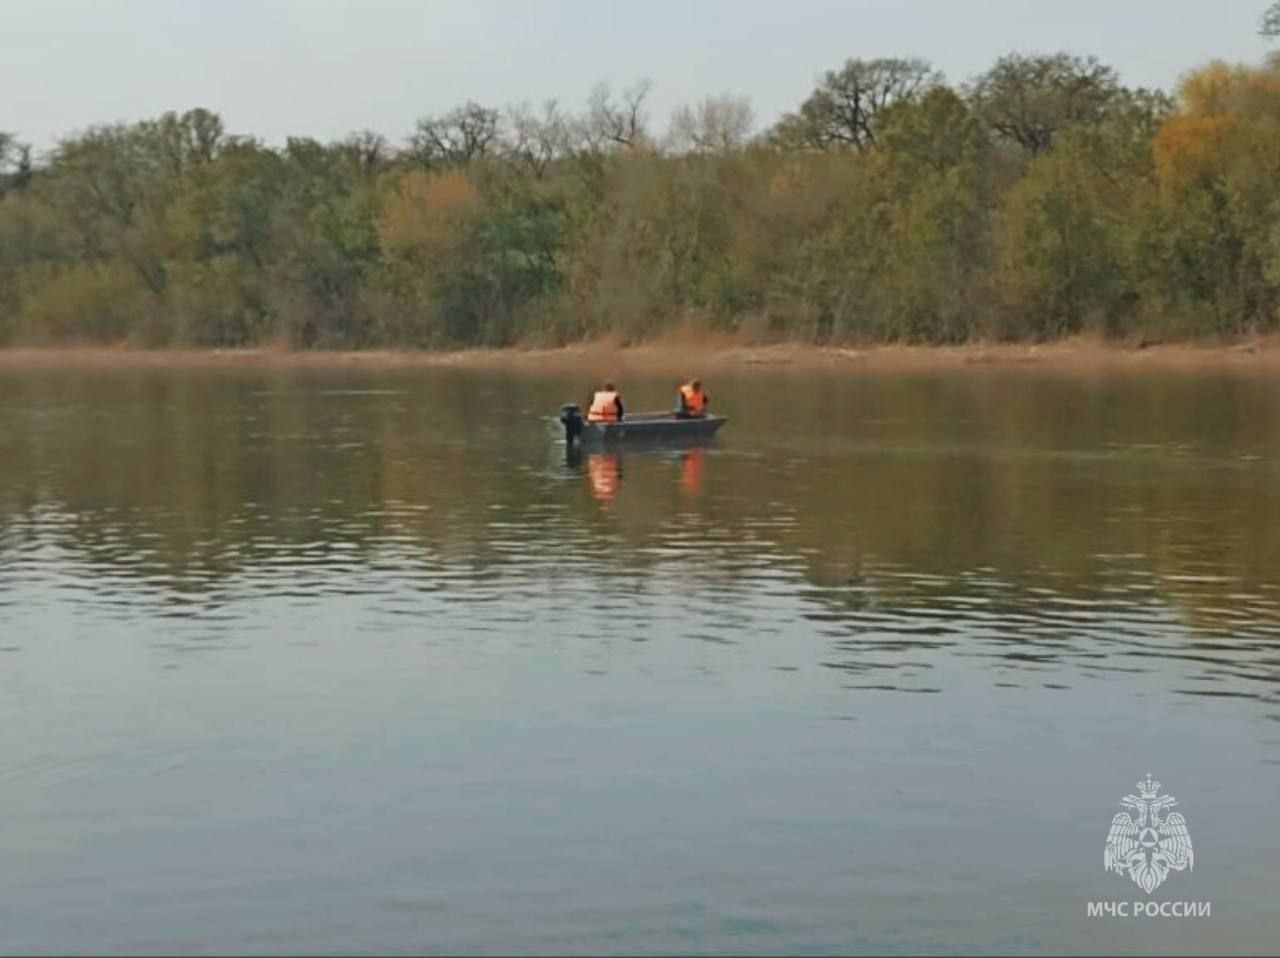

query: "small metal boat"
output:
558 404 728 445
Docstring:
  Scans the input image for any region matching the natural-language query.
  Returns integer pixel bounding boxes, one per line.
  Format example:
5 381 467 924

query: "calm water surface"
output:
1 366 1278 955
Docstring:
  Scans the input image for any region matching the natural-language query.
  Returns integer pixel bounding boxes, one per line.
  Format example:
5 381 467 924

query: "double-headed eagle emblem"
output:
1104 774 1194 894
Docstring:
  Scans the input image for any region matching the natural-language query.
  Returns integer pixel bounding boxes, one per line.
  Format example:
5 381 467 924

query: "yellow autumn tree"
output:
1139 58 1280 333
375 169 479 261
1176 57 1280 119
1177 61 1250 115
1152 59 1280 189
1152 114 1237 188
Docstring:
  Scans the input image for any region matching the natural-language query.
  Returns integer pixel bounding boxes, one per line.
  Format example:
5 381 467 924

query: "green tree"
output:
435 182 565 344
140 108 226 177
161 139 286 343
995 131 1133 336
263 137 381 345
877 87 988 173
46 123 183 298
876 94 993 341
770 58 942 151
968 53 1121 155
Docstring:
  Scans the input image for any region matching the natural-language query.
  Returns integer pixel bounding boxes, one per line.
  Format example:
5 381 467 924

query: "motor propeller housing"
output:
559 403 584 443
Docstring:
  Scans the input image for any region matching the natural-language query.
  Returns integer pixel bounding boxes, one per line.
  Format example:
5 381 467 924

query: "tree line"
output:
3 23 1280 348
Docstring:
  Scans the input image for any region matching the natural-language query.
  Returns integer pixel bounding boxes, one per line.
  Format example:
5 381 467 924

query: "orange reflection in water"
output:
586 452 620 502
679 447 705 496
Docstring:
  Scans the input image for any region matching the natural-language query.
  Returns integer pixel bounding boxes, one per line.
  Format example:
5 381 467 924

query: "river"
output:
1 365 1277 954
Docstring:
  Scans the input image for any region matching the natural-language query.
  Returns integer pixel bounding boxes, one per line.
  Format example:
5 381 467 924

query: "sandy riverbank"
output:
1 336 1278 373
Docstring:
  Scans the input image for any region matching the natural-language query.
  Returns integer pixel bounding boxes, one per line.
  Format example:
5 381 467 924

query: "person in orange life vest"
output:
587 382 624 422
675 378 708 418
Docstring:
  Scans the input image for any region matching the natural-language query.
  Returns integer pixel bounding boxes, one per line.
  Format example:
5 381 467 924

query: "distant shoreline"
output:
1 337 1278 373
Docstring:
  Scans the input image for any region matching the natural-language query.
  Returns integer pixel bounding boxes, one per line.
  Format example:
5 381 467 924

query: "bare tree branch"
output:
1263 1 1280 37
409 102 501 168
503 100 568 178
583 80 653 152
340 130 391 179
770 58 942 151
668 94 755 153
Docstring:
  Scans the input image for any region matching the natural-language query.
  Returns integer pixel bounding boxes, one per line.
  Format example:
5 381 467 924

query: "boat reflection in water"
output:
557 402 725 506
586 452 621 502
679 446 705 496
567 436 715 504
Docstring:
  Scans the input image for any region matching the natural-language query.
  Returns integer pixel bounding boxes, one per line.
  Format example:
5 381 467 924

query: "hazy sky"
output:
2 0 1274 150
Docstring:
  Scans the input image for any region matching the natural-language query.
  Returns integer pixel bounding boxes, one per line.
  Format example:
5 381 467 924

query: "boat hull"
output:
558 402 728 446
580 414 728 444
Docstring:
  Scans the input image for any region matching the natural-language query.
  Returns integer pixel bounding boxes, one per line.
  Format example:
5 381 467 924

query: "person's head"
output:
690 378 701 391
603 381 616 392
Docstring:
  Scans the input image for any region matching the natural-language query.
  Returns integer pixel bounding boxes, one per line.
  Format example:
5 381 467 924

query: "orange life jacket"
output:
588 390 620 422
679 383 706 416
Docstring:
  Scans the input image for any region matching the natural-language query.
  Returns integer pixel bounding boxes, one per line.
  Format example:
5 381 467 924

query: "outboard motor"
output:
559 403 585 444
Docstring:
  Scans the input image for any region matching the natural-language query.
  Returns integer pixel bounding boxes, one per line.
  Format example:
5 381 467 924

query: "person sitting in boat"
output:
587 382 624 422
675 379 708 419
